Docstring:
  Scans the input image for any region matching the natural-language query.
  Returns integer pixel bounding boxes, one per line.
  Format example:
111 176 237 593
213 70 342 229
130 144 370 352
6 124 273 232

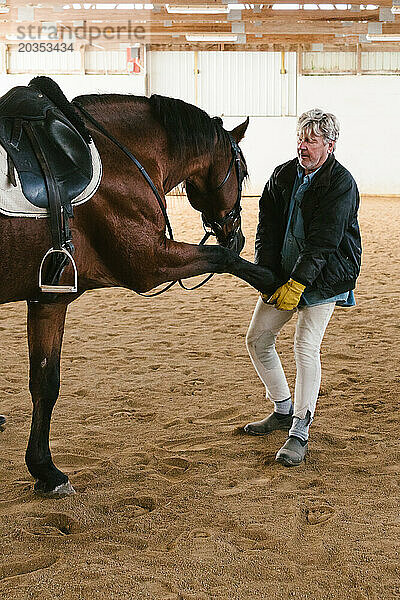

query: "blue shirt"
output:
281 165 355 308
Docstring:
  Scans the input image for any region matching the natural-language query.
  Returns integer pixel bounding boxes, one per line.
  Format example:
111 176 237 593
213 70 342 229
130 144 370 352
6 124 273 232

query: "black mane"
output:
148 94 229 161
29 76 91 143
73 91 230 161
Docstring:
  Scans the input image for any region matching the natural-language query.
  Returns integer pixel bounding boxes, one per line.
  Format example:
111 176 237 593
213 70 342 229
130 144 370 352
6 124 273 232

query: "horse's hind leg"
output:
25 301 74 497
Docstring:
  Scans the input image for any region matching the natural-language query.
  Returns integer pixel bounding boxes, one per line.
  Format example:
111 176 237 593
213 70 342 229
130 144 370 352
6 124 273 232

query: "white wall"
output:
226 75 400 196
0 73 146 99
223 115 297 196
298 75 400 196
0 70 398 196
148 50 297 118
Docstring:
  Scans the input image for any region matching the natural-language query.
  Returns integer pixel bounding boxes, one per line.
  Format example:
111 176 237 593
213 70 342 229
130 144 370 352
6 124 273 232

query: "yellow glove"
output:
267 278 306 310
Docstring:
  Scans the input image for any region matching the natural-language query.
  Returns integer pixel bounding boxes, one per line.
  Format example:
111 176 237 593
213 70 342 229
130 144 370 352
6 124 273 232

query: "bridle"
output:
190 132 245 248
73 102 245 296
176 131 245 292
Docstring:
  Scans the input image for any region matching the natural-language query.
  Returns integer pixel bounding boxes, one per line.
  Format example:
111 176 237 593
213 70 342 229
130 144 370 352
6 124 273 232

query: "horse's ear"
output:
230 117 249 143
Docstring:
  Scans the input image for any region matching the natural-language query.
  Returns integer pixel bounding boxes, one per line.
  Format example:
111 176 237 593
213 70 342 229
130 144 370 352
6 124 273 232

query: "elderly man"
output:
244 108 361 467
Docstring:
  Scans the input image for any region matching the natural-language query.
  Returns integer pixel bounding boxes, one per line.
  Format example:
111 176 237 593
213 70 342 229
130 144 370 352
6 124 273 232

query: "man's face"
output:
297 132 334 174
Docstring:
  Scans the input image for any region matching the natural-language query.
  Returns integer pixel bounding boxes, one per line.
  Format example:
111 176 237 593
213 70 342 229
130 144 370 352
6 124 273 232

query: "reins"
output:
73 101 241 297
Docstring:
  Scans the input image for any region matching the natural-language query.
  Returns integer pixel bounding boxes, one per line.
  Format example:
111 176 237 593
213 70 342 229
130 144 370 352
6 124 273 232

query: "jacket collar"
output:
278 153 336 191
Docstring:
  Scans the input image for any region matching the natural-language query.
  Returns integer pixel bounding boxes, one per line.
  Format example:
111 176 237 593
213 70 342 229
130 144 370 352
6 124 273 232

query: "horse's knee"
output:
198 245 237 273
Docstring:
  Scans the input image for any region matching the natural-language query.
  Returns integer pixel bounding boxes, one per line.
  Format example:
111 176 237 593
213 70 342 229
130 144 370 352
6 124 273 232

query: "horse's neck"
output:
86 97 160 166
83 97 211 196
163 154 211 195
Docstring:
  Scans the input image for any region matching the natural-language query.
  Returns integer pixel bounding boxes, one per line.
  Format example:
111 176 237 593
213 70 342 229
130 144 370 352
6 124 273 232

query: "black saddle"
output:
0 83 94 295
0 85 92 210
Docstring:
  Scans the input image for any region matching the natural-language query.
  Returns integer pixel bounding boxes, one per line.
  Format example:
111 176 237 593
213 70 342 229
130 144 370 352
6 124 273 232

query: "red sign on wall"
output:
127 47 142 74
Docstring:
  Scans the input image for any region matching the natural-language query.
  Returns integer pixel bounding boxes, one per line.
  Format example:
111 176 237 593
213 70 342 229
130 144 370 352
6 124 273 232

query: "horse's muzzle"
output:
218 224 245 255
229 227 245 254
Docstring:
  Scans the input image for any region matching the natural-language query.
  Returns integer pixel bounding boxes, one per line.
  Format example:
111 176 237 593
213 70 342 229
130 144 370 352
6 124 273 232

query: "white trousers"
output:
246 298 335 420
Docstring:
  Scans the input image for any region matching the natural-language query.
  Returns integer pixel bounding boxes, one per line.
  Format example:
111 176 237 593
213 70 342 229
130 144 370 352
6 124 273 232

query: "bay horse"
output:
0 77 276 497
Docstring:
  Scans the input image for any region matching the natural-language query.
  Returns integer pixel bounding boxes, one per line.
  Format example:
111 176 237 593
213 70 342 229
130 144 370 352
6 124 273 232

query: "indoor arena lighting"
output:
272 4 300 9
64 2 154 8
116 4 153 8
166 5 228 13
392 0 400 13
302 3 377 7
286 3 351 8
185 33 238 42
366 33 400 40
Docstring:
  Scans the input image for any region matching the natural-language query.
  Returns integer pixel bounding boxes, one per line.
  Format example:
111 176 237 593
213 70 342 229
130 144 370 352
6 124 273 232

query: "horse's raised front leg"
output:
154 241 278 294
26 300 74 497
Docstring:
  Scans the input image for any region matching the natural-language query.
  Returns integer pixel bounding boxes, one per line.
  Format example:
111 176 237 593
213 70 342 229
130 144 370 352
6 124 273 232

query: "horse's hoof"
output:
34 480 76 498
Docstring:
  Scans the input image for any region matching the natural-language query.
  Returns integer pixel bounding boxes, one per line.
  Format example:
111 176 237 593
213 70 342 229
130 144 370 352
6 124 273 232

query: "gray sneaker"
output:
244 412 293 436
275 436 308 467
0 415 5 431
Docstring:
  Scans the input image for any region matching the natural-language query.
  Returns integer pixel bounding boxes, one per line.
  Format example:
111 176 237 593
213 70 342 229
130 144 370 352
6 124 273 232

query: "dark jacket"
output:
255 154 362 299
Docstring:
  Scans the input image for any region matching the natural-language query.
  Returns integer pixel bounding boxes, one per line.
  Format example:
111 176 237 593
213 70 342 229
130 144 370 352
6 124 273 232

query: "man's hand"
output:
265 278 306 310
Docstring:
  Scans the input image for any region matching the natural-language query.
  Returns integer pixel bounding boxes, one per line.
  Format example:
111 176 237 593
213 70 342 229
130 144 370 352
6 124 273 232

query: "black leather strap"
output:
24 121 64 250
7 154 16 187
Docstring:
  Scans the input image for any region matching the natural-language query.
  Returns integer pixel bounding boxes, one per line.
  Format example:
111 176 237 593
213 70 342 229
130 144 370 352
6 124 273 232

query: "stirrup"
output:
38 247 78 293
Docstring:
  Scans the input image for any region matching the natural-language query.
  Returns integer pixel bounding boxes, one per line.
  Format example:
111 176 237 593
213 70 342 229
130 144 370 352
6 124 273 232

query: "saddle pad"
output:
0 141 102 218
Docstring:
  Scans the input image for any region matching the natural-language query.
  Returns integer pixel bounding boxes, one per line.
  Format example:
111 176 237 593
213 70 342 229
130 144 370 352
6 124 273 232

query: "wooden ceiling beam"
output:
0 21 375 35
7 0 395 6
5 6 390 22
4 21 400 38
3 1 399 50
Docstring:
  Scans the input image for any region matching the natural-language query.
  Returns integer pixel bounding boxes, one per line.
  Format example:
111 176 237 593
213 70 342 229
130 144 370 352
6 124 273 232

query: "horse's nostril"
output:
222 228 245 254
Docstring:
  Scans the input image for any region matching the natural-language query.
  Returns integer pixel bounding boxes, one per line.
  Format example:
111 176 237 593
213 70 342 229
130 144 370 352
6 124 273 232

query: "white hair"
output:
297 108 340 149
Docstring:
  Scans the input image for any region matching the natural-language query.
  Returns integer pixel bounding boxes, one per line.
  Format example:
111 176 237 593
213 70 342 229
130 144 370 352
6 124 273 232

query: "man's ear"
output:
230 117 249 143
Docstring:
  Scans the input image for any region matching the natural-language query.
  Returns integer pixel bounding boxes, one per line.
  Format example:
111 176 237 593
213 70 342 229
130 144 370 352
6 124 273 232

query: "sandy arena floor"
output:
0 196 399 600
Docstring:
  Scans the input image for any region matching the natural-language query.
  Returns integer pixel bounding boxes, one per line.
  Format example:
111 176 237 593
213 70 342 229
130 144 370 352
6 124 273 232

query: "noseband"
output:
199 133 244 247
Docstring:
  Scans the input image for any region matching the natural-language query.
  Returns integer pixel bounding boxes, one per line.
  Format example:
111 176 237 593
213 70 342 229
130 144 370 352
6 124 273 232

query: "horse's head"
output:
185 117 249 254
